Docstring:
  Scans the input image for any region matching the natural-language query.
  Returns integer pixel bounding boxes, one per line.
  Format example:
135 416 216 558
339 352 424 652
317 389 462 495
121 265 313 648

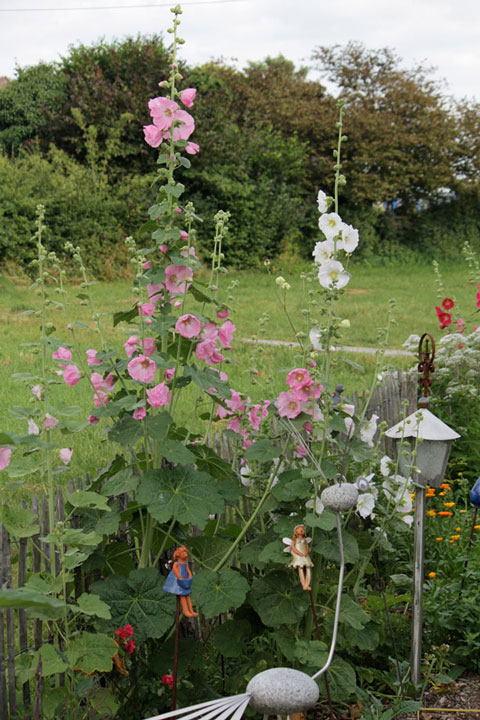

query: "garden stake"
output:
172 595 181 711
458 506 478 600
372 552 404 699
308 589 335 720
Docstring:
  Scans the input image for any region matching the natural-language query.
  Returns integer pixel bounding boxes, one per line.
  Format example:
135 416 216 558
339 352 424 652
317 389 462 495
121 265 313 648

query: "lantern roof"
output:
385 408 460 441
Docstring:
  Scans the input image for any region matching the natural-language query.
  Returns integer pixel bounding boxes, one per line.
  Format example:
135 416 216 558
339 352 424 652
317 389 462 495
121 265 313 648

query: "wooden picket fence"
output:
0 370 417 719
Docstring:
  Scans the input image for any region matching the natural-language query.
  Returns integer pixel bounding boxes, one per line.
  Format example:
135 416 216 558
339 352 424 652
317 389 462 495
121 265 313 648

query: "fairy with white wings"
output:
283 524 313 591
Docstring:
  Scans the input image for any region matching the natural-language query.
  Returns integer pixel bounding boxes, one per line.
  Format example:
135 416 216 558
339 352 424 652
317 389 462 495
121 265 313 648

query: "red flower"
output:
162 674 174 687
123 624 134 637
476 292 480 309
124 639 136 655
435 306 452 329
115 625 134 641
442 298 454 310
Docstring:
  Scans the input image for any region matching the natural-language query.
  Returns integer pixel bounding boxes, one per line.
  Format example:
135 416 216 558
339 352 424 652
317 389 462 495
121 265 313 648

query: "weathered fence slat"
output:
0 526 9 720
31 495 43 651
18 503 31 711
2 526 17 718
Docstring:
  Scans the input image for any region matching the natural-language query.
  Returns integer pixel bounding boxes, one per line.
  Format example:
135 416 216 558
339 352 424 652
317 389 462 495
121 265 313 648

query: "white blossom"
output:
338 223 359 253
318 259 350 289
312 239 334 265
317 189 331 213
360 414 379 447
27 418 39 436
318 212 343 241
356 492 376 518
306 496 325 514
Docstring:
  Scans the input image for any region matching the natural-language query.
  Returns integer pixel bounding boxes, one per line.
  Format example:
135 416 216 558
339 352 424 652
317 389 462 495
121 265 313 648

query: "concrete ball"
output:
320 483 358 511
246 668 319 715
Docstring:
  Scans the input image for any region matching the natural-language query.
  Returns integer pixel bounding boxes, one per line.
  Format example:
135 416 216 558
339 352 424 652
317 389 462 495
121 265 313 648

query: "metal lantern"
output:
385 333 460 685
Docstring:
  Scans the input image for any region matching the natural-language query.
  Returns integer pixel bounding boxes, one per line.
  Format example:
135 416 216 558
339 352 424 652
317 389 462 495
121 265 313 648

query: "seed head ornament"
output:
143 483 358 720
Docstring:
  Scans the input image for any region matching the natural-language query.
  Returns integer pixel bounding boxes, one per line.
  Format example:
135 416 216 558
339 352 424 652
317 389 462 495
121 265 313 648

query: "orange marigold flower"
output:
455 527 461 532
440 483 450 490
438 511 453 517
444 502 455 508
427 509 437 517
435 537 443 542
450 534 460 541
449 540 454 544
428 571 436 579
439 491 446 496
474 525 480 530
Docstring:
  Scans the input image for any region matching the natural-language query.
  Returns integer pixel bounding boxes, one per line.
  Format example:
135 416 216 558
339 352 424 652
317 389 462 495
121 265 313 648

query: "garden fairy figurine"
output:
163 546 198 618
283 525 313 591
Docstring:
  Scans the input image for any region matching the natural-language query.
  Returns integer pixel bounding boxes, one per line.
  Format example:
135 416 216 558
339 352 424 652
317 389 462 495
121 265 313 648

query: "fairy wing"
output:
282 537 292 553
143 693 251 720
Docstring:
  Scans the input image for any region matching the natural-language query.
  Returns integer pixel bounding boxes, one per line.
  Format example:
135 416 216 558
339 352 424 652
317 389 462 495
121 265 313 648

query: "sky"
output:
0 0 479 102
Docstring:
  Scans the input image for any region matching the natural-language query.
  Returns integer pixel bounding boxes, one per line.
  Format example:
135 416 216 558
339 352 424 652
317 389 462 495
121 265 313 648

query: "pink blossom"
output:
124 336 139 358
202 322 218 341
53 346 72 361
227 391 245 413
180 88 196 107
143 260 152 270
146 382 171 408
43 413 58 429
165 265 193 295
103 373 116 393
218 320 236 348
133 407 146 420
185 142 200 155
296 445 308 458
28 418 39 436
196 340 224 365
173 301 182 308
90 372 103 392
86 349 101 366
175 208 182 214
303 421 313 433
94 390 109 407
169 109 195 141
147 283 163 303
274 391 302 419
59 448 73 465
457 317 464 333
165 368 175 381
128 355 157 383
143 337 156 356
216 308 229 319
149 97 179 130
176 314 201 338
286 368 312 390
180 246 196 259
143 124 164 148
0 447 12 470
180 231 188 241
88 415 99 425
216 404 232 419
31 384 42 400
159 244 168 253
227 416 241 433
63 365 81 387
139 302 156 317
249 404 263 431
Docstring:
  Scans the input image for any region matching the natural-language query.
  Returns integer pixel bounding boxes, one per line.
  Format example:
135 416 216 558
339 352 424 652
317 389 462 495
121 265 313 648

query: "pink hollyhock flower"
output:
28 418 39 436
435 305 452 329
53 346 72 361
275 391 302 419
176 314 201 338
176 208 182 214
303 421 313 433
165 265 192 294
180 230 188 241
86 349 101 366
227 416 241 433
185 142 200 155
90 372 104 392
173 301 182 309
94 390 108 407
59 448 73 465
218 320 236 348
146 382 171 408
143 337 156 356
159 244 168 253
164 368 175 381
216 404 233 420
147 283 163 303
296 445 308 458
149 97 179 130
31 384 42 400
180 246 196 259
143 260 151 270
63 365 81 387
196 340 224 365
0 447 11 470
143 124 163 148
43 413 58 429
124 336 139 358
139 302 155 317
457 317 464 333
103 373 116 393
286 368 312 390
170 109 195 141
217 307 229 319
128 355 157 383
227 391 245 413
88 415 99 425
476 291 480 309
133 407 146 420
180 88 196 107
249 404 263 431
202 322 218 341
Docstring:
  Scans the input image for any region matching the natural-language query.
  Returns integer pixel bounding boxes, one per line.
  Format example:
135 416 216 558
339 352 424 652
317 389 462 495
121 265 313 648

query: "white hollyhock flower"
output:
318 259 351 289
319 212 343 241
28 418 39 436
380 455 394 477
338 223 359 253
306 496 325 514
356 492 375 518
240 464 254 487
394 487 413 514
59 448 73 465
344 416 355 438
360 414 379 447
401 515 413 527
312 239 334 265
317 189 331 213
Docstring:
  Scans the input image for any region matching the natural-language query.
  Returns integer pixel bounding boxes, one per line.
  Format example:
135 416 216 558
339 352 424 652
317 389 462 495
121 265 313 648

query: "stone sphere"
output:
321 483 358 512
246 667 319 715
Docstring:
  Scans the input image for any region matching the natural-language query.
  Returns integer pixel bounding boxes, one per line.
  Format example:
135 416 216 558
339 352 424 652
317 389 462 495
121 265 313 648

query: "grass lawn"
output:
0 259 472 480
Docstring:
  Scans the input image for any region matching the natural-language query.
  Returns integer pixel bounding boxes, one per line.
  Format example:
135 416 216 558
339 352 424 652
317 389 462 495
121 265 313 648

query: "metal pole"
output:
411 481 425 685
172 596 181 711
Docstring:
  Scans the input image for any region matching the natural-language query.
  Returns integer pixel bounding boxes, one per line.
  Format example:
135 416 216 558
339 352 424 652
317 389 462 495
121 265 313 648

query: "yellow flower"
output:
439 491 446 496
438 511 453 517
450 535 460 541
440 483 451 490
427 510 437 517
410 493 416 501
444 502 455 508
455 527 461 532
435 537 443 542
474 525 480 530
428 572 436 579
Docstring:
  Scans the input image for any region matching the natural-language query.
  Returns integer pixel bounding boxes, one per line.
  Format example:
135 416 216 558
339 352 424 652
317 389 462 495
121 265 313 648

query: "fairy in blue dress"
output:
163 546 198 617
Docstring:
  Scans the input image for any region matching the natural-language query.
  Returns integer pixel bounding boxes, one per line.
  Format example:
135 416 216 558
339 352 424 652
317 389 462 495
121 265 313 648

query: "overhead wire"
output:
0 0 246 12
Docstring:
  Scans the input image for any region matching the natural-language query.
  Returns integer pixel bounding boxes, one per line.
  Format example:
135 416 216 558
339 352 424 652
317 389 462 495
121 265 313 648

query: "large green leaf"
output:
312 529 359 564
238 532 277 570
316 656 357 702
67 490 111 511
304 509 337 531
66 633 117 674
339 595 370 630
187 536 234 569
190 445 238 483
91 568 176 643
184 365 230 398
157 439 196 464
192 569 249 618
249 570 309 626
136 467 224 529
294 639 328 667
75 593 111 619
108 416 144 446
0 588 67 616
100 468 139 496
0 504 39 537
244 439 279 462
272 471 311 502
211 619 251 658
